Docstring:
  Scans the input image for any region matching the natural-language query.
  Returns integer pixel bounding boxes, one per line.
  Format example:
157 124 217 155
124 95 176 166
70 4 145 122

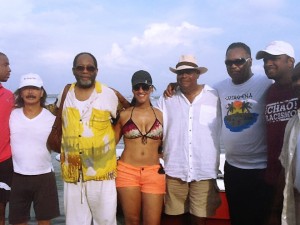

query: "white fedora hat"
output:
169 55 208 75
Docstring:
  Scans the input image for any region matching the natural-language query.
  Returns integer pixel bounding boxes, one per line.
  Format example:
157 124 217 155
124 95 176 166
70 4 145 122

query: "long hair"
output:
14 87 48 108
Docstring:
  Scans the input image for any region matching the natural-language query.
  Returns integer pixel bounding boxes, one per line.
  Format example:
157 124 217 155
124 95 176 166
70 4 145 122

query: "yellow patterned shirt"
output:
60 82 118 183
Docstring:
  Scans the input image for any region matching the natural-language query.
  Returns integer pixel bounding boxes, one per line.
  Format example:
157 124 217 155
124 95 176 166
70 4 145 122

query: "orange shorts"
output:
116 161 166 194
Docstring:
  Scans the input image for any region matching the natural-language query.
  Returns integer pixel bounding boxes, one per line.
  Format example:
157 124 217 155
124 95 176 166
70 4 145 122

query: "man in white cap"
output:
0 52 13 225
157 55 221 225
8 73 60 225
256 41 296 225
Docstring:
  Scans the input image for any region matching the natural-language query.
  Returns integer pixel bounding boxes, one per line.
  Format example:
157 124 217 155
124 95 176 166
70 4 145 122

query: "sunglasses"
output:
177 69 197 76
132 83 151 91
225 58 250 67
74 65 97 72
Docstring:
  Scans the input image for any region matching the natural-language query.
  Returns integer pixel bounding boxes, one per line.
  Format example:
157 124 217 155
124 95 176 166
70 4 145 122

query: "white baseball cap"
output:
256 41 295 59
19 73 43 89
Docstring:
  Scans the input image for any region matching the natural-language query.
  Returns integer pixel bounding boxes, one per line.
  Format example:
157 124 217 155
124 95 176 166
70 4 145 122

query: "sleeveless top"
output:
121 107 163 144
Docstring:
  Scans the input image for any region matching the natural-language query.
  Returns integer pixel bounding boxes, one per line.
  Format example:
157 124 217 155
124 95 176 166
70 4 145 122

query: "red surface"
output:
206 192 231 224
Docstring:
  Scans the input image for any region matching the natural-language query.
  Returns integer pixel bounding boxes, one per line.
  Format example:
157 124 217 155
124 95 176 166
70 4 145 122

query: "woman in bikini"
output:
114 70 164 225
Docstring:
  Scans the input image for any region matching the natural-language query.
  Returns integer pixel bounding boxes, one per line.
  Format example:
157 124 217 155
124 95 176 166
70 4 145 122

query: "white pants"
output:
64 180 117 225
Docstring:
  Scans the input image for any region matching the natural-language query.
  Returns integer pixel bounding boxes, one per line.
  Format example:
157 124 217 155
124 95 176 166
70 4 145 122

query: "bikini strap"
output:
150 106 158 119
130 107 135 119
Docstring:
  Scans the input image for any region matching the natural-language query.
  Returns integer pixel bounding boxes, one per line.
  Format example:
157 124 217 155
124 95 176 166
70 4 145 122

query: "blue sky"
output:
1 0 299 96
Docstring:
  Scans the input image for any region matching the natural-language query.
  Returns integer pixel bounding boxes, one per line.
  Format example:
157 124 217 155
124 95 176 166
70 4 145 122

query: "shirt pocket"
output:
90 109 111 131
199 105 217 125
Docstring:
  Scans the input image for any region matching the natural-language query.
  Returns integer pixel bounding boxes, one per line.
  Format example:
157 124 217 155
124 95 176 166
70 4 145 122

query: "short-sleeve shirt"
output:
214 74 272 169
0 83 14 162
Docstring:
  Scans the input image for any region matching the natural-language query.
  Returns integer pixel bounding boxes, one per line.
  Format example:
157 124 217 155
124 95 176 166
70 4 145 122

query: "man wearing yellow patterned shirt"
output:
57 52 125 225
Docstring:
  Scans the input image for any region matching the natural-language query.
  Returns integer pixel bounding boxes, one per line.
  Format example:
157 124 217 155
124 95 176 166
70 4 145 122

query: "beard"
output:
75 75 96 89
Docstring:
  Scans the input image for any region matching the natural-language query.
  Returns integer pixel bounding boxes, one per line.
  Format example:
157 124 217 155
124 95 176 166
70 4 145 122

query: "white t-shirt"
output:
214 74 272 169
9 108 55 175
156 85 221 182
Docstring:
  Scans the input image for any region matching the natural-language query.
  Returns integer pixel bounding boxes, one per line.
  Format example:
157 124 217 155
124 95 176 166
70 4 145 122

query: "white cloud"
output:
102 22 223 69
130 22 222 47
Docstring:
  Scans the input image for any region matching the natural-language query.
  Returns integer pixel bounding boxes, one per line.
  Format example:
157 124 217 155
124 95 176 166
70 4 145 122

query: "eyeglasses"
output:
132 83 151 91
225 58 250 67
74 65 97 72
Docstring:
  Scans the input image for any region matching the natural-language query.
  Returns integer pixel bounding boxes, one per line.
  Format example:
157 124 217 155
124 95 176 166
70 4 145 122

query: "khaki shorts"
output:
116 160 166 194
165 176 221 217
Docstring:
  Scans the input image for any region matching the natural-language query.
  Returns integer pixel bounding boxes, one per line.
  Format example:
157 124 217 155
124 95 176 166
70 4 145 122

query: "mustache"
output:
24 95 37 99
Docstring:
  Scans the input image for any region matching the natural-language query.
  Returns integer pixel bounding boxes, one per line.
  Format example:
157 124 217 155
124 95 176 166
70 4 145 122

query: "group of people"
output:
163 40 300 225
0 39 299 225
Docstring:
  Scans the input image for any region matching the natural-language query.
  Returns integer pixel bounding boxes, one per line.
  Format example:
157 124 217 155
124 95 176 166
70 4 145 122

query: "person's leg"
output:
139 164 165 225
33 173 60 223
190 214 205 225
0 203 5 225
224 161 269 225
64 181 92 225
224 161 249 225
189 180 221 225
9 173 33 225
142 193 164 225
164 176 189 215
163 176 190 225
118 187 142 225
0 158 13 225
87 180 117 225
248 169 271 225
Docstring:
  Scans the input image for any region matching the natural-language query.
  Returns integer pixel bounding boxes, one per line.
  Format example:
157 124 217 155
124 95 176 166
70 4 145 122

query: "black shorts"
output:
0 157 13 203
9 172 60 224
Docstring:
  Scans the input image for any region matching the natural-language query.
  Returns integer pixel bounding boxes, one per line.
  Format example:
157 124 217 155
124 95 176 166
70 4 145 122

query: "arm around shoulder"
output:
110 87 131 110
113 108 132 144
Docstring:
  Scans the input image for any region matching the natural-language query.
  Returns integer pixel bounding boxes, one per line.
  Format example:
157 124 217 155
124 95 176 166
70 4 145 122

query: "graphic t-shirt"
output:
214 75 272 169
265 83 298 184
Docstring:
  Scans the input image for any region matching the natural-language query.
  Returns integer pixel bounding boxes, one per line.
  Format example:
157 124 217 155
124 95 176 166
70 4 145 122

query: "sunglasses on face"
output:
74 65 97 72
177 69 197 76
225 58 250 67
132 83 151 91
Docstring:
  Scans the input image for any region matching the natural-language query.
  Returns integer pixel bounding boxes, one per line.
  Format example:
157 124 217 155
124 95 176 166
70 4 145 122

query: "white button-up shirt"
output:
156 85 221 182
